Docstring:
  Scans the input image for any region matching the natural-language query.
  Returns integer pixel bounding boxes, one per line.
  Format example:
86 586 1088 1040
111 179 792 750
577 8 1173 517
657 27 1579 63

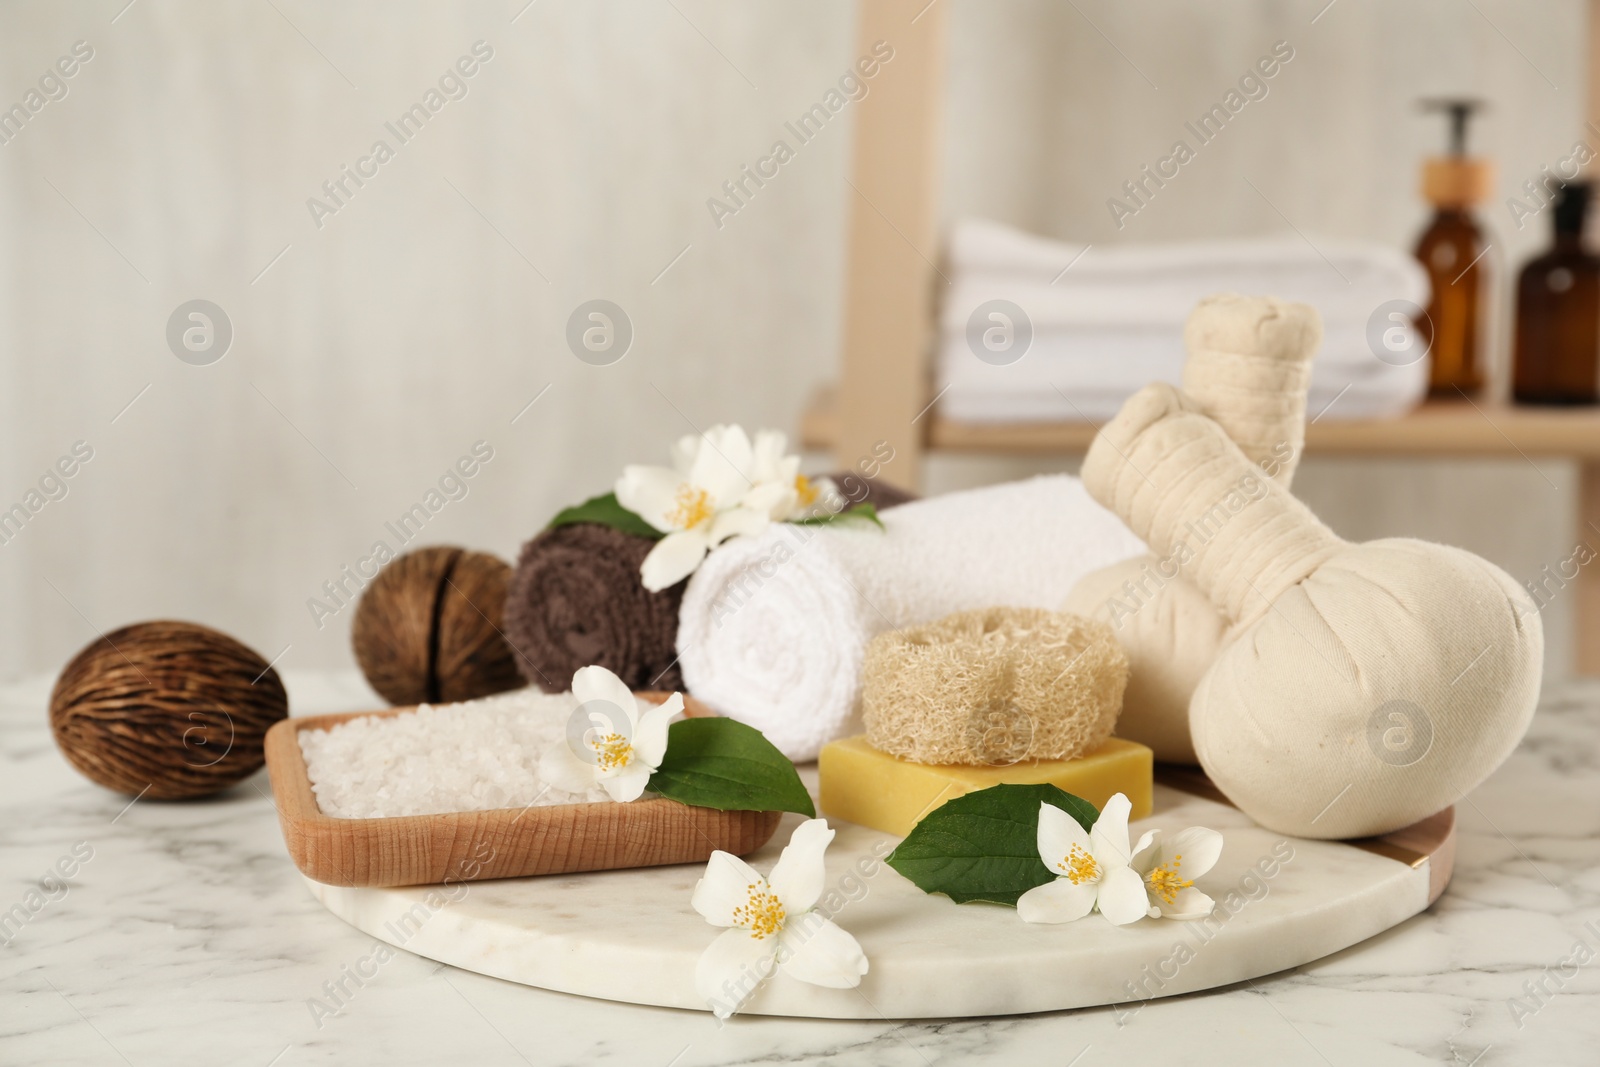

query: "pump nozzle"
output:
1420 98 1486 157
1418 98 1492 208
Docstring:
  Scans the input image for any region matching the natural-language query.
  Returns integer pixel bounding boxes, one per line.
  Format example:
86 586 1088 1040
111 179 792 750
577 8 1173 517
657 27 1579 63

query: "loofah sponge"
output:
862 607 1129 766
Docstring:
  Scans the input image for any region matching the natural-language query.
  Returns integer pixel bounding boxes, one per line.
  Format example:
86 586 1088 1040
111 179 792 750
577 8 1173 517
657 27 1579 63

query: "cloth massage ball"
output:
1064 294 1323 763
1081 382 1541 838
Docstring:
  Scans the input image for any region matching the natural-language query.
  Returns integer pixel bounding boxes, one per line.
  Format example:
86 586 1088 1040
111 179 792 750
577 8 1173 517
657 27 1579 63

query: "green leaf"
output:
885 784 1100 906
648 717 815 817
547 492 664 541
790 502 884 530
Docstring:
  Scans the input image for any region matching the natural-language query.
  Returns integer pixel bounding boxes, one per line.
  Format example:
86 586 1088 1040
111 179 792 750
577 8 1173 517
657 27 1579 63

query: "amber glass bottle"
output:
1513 181 1600 405
1416 209 1488 394
1414 100 1492 397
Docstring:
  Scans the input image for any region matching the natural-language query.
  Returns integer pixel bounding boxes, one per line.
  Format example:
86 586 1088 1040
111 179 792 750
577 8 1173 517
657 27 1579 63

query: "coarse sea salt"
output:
299 687 610 818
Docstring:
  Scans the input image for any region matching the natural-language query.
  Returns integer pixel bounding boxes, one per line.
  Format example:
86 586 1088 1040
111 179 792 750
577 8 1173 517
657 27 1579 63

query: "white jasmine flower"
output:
1017 794 1151 926
1130 825 1223 920
538 665 681 803
692 819 868 1019
616 424 770 591
745 429 840 522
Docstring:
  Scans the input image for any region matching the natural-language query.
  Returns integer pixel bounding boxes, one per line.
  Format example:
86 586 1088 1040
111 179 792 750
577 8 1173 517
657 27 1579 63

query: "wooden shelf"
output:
801 387 1600 459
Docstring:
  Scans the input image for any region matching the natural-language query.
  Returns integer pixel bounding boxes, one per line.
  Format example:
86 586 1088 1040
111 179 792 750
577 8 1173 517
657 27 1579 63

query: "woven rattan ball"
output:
50 620 290 799
351 545 523 706
862 607 1129 765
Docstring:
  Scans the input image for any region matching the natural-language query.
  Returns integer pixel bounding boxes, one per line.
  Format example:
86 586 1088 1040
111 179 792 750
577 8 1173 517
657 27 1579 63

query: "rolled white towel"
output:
676 475 1146 760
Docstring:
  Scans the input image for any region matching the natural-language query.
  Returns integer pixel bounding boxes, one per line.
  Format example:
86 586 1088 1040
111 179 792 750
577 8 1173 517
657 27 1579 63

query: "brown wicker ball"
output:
351 545 523 705
50 620 290 799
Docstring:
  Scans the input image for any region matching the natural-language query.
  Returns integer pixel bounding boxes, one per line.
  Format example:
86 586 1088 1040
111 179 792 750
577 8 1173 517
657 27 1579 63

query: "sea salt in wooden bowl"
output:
263 692 782 888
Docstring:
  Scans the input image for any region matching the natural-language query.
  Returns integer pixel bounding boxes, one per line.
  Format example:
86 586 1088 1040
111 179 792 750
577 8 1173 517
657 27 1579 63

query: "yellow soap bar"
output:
818 735 1154 838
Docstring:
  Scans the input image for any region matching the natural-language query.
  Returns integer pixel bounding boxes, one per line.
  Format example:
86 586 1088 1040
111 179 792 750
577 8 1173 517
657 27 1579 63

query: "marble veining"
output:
1 671 1597 1064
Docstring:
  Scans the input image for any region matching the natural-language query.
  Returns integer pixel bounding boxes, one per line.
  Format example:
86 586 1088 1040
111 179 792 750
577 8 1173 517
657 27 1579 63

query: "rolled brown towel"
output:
503 471 916 695
503 523 686 693
828 470 918 511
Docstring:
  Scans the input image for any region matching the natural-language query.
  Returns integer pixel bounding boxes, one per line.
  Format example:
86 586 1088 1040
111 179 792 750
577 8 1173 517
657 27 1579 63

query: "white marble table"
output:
3 670 1597 1066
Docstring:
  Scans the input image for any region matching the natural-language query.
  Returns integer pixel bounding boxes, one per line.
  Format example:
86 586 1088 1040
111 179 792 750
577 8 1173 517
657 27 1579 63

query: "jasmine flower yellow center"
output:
732 883 787 939
591 732 634 772
1058 844 1100 885
668 485 713 530
1145 854 1194 905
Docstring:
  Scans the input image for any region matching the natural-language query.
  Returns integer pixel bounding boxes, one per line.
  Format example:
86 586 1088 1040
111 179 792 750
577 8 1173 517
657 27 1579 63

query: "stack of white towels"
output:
938 219 1432 423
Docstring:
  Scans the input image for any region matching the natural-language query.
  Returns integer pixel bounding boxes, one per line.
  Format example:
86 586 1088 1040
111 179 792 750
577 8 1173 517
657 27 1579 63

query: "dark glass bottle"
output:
1414 100 1492 397
1513 181 1600 405
1416 208 1488 395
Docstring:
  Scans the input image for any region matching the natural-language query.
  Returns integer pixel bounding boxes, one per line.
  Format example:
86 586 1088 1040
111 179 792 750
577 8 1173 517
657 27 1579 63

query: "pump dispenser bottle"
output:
1413 99 1493 396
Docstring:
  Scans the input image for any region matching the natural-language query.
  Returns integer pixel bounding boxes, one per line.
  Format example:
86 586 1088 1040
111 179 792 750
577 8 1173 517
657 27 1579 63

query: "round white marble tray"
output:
306 781 1450 1019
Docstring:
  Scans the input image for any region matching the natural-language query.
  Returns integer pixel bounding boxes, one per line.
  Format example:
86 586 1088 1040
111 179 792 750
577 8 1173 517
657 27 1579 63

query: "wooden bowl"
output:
263 692 783 888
